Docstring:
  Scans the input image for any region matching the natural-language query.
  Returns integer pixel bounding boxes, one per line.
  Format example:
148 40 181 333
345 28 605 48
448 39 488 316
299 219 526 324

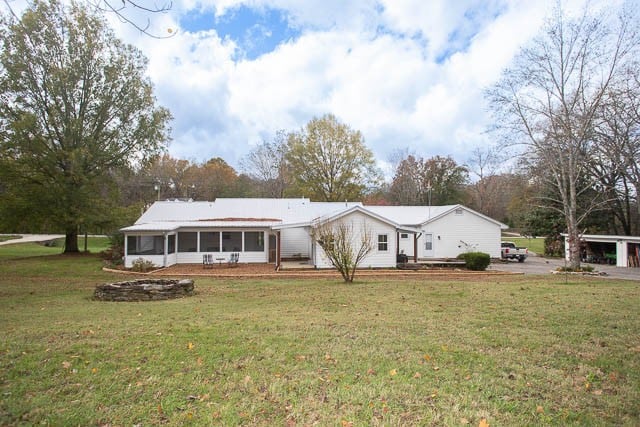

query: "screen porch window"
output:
178 232 197 252
378 234 388 251
200 232 220 252
167 234 175 254
222 231 242 252
244 231 264 252
127 235 164 255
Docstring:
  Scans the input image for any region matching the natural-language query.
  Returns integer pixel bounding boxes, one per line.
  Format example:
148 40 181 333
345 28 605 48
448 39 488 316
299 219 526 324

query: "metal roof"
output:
123 199 506 233
364 205 456 226
365 204 508 229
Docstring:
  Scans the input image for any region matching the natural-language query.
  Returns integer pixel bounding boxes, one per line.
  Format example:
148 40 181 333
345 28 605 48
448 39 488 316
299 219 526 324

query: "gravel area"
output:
489 254 640 281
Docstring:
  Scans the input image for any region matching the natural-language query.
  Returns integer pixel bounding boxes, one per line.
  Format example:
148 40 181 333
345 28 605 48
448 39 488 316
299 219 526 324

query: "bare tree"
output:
389 154 468 206
89 0 174 38
312 220 374 283
592 68 640 234
486 4 640 268
240 130 290 198
2 0 175 38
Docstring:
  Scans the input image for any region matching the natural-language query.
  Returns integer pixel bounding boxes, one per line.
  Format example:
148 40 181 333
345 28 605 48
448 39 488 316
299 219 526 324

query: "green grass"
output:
1 253 639 425
503 237 545 255
0 235 21 243
0 237 109 261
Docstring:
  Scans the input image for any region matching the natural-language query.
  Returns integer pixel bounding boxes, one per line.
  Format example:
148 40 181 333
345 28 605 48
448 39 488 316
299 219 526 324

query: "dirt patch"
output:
138 263 520 280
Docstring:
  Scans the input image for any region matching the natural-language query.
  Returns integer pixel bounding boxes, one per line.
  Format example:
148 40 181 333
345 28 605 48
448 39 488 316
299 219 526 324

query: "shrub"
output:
457 252 491 271
544 234 564 257
100 233 124 265
556 265 595 273
131 258 155 272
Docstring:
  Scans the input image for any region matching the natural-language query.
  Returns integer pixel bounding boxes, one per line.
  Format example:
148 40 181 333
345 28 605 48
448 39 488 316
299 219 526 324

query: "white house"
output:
121 198 508 269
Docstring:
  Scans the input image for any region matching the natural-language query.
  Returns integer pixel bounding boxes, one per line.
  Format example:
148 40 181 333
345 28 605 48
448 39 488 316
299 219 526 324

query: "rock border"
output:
94 279 194 301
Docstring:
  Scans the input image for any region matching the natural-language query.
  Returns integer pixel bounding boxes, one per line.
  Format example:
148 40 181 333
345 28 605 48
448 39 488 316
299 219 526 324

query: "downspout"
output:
276 231 281 271
414 234 418 263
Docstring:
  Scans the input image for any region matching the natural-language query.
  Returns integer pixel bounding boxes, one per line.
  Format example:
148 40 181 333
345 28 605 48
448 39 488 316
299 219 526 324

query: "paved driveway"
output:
489 254 640 281
0 234 64 246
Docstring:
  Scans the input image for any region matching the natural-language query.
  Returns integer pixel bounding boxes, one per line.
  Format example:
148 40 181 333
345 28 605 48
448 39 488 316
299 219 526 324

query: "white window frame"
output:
378 234 388 252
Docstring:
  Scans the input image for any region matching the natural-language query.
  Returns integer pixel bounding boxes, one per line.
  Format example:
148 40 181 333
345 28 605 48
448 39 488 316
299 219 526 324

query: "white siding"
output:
281 227 311 258
313 211 397 268
417 210 502 258
398 232 414 257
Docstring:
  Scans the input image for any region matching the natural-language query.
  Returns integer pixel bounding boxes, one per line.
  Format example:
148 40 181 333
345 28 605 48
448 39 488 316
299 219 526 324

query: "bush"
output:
556 265 594 273
544 235 564 257
457 252 491 271
131 258 155 272
100 232 124 265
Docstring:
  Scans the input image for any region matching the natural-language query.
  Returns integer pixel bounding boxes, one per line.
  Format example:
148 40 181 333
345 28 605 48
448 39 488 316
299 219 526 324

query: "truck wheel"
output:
518 256 525 263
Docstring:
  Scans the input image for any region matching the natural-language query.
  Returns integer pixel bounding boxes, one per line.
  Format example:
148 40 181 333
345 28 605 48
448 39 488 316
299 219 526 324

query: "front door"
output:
423 233 434 257
268 234 277 263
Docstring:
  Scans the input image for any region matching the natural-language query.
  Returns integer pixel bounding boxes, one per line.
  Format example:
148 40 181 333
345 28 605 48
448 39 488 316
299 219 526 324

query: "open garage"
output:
564 234 640 268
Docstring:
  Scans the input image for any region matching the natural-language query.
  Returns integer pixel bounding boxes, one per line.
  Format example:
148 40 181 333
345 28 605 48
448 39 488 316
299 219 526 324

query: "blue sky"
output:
180 5 300 60
2 0 606 177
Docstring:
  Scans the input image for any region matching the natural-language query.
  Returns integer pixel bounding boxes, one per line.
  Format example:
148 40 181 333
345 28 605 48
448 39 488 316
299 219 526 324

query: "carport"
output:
563 234 640 268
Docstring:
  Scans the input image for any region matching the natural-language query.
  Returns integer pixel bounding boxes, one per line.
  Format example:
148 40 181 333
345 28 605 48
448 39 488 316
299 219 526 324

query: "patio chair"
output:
203 253 214 269
228 252 239 267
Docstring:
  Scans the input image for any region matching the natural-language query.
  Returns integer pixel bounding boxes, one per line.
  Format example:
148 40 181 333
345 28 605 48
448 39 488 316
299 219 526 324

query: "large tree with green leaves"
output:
0 0 171 252
286 114 382 201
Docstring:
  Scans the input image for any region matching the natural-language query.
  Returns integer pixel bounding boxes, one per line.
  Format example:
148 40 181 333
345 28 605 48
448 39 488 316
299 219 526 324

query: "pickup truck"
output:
501 241 528 262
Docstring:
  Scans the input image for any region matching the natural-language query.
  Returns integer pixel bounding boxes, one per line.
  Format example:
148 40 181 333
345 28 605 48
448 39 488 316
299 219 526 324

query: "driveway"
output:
0 234 64 246
489 254 640 281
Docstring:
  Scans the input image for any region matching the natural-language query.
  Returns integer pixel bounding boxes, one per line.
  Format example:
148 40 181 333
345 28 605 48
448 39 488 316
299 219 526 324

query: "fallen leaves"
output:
478 418 490 427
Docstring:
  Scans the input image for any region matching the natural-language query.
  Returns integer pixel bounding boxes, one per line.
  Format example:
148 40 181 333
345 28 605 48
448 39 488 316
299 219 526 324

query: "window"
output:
167 234 175 254
200 232 220 252
222 231 242 252
424 234 433 251
455 207 464 215
178 232 197 252
127 235 164 255
400 233 408 239
378 234 388 251
244 231 264 252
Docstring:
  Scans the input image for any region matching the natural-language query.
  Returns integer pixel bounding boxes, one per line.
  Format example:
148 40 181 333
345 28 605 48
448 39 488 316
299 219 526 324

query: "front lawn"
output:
503 236 546 255
0 254 638 425
0 236 109 261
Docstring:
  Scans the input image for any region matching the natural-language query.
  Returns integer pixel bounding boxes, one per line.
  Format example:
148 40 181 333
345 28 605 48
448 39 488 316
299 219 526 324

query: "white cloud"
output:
2 0 607 175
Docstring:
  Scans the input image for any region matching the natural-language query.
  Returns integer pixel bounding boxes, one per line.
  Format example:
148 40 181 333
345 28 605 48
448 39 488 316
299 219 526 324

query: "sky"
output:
3 0 612 177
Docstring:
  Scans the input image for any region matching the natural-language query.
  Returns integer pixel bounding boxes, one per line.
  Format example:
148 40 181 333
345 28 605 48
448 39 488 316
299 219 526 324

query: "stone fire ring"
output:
94 279 195 302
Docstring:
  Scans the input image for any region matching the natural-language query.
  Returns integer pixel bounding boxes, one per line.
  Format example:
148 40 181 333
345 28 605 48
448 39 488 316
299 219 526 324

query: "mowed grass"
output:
503 237 546 256
1 254 639 425
0 237 109 261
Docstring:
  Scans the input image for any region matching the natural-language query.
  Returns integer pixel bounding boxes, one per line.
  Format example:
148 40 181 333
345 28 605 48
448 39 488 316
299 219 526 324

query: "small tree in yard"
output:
312 221 374 283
